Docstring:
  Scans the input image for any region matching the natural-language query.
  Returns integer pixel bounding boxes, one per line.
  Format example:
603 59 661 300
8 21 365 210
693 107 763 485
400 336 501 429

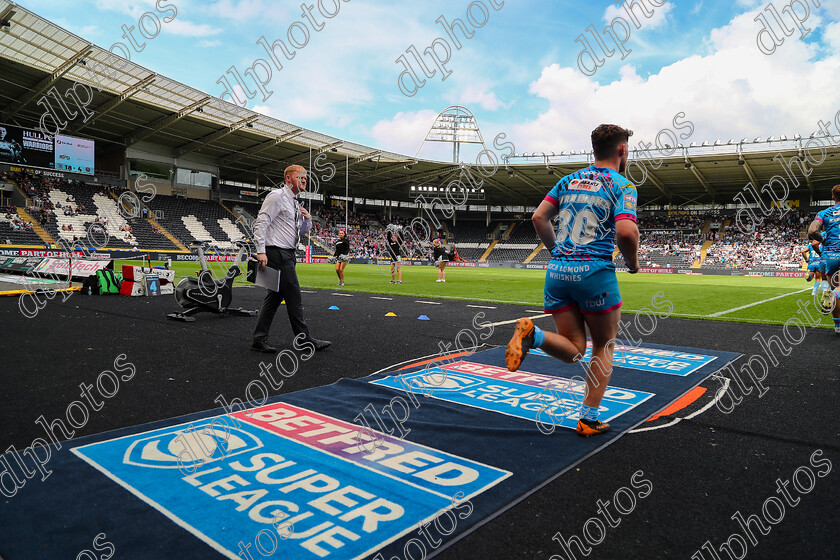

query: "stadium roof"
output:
1 1 839 208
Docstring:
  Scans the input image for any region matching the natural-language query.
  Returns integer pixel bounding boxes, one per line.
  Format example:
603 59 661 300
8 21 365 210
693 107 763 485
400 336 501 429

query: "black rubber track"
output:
1 285 837 560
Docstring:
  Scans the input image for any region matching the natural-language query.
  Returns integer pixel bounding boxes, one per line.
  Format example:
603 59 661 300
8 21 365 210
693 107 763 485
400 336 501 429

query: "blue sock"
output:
834 318 840 328
580 404 599 421
532 326 545 348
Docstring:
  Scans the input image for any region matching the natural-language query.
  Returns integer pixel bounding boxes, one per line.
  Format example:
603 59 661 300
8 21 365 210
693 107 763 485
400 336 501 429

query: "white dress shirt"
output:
253 186 312 253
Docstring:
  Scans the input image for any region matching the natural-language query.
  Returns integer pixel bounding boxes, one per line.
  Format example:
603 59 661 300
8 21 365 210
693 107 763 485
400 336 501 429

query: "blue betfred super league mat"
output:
0 342 739 560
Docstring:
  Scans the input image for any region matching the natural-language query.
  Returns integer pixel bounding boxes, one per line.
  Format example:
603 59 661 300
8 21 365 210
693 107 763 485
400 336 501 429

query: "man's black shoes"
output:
304 338 331 351
250 340 277 353
251 339 331 353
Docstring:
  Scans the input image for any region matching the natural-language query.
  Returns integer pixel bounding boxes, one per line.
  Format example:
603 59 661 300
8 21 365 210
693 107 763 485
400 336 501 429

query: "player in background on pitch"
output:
433 238 448 282
802 240 824 296
808 184 840 333
332 229 350 286
386 230 403 284
505 124 640 437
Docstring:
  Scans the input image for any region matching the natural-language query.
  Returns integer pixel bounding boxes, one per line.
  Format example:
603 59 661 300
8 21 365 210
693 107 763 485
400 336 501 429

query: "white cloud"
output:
369 110 442 158
510 7 840 153
445 83 509 111
163 19 222 37
205 0 292 23
93 0 156 18
199 39 221 47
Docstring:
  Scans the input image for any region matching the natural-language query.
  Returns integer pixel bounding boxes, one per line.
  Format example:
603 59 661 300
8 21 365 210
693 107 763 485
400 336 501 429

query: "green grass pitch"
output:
119 260 835 329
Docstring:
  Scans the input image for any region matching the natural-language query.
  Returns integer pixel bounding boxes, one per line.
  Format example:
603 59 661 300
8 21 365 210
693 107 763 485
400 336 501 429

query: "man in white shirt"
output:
251 164 331 353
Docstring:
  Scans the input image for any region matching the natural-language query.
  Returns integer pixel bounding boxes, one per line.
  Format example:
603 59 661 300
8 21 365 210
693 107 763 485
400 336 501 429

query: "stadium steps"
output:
700 219 713 235
310 234 333 254
146 218 188 251
524 243 545 263
479 240 498 262
15 206 54 246
219 202 240 221
720 219 731 240
503 223 515 240
697 240 714 267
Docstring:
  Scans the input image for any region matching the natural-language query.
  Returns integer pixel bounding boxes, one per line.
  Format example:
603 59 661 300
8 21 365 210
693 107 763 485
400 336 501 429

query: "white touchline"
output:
370 296 393 300
707 288 811 317
415 300 442 305
489 313 553 327
467 304 497 309
331 292 353 297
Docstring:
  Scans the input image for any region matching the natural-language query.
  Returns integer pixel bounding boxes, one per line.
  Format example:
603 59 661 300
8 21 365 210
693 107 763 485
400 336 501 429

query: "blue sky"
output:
21 0 840 162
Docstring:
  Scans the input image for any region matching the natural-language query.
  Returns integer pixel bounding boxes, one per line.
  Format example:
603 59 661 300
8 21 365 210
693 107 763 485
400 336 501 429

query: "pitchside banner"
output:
373 362 655 429
72 402 510 560
0 256 44 273
34 257 110 278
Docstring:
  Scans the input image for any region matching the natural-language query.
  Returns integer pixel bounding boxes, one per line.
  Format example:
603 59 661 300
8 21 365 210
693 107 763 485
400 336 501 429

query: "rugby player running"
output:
801 240 824 297
505 124 640 437
807 184 840 333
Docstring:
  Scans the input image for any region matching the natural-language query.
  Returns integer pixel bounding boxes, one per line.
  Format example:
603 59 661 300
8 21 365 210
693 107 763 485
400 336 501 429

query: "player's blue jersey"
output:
544 165 637 260
815 204 840 251
807 244 821 263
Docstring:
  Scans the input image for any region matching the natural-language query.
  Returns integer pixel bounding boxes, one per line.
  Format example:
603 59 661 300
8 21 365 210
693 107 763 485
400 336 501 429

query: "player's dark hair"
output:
833 184 840 202
591 124 634 160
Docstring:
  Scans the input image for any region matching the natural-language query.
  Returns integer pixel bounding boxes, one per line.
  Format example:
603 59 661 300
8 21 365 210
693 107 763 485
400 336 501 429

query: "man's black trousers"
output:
253 246 310 343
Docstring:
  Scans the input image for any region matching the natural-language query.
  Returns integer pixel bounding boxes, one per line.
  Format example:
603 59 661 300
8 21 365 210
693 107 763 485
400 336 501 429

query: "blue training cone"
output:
329 305 339 310
418 315 430 321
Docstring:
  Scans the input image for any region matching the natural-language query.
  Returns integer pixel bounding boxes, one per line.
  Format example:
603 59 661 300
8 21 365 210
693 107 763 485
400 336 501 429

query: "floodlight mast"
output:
414 106 488 163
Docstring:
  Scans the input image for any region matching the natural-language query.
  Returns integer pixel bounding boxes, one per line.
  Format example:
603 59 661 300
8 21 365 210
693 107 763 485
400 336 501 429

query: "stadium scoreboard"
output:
0 124 95 175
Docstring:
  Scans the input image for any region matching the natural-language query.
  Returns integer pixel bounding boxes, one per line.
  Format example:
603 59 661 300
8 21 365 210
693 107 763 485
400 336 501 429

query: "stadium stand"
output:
10 172 181 251
700 213 807 270
0 205 42 245
150 195 249 249
449 221 494 262
0 167 820 274
490 221 540 263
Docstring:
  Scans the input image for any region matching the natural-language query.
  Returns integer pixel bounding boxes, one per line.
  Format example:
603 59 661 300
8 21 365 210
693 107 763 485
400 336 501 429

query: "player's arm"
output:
801 247 810 260
811 239 822 256
807 218 824 243
616 219 640 273
613 183 639 273
532 199 560 251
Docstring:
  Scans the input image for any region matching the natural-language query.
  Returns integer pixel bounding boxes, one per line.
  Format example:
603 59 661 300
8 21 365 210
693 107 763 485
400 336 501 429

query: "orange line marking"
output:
647 386 707 422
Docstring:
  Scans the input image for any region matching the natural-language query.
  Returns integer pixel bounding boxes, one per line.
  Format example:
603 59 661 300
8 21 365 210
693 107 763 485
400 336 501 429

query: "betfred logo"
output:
123 421 263 469
568 178 602 192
